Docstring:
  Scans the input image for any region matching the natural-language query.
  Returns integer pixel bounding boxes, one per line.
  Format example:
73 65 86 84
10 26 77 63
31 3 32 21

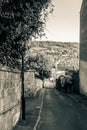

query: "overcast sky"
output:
42 0 82 42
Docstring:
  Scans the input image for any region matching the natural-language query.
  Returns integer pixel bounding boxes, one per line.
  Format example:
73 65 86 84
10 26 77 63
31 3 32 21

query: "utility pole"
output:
42 69 44 88
21 50 25 120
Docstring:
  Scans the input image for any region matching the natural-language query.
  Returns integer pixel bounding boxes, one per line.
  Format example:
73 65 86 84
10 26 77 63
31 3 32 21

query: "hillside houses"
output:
27 41 79 78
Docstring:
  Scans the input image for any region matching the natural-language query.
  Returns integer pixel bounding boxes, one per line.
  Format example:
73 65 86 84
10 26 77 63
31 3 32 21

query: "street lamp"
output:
42 69 44 88
21 49 25 121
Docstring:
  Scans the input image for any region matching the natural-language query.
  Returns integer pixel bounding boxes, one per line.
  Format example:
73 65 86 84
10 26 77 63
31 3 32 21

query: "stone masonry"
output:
80 0 87 95
0 69 21 130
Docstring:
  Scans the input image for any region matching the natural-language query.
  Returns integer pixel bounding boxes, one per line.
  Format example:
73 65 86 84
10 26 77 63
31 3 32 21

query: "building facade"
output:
80 0 87 95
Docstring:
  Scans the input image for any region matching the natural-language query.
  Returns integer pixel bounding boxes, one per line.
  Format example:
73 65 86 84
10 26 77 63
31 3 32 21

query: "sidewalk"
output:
59 90 87 108
68 92 87 107
13 88 45 130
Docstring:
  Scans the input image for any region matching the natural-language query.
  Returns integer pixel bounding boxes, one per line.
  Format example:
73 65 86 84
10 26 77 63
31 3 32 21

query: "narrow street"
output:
37 89 87 130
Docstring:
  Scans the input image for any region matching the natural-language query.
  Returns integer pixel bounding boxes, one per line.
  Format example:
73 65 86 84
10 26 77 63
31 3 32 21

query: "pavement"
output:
67 92 87 107
12 88 87 130
12 88 45 130
58 90 87 108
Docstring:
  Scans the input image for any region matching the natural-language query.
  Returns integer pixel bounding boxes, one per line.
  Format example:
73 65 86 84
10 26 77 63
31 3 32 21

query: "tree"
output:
0 0 53 68
25 54 51 79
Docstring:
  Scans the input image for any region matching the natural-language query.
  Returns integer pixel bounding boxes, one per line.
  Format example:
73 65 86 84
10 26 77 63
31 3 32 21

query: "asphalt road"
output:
37 89 87 130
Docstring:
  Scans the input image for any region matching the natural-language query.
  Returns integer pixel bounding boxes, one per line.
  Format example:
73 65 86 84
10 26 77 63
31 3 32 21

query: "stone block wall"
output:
24 70 35 92
24 70 42 97
79 61 87 95
80 0 87 95
0 70 21 130
0 69 42 129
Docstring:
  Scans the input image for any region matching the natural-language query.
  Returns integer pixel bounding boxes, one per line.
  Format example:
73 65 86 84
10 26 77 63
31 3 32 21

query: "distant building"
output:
80 0 87 95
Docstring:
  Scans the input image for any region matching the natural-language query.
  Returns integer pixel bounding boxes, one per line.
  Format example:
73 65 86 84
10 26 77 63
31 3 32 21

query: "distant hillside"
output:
26 41 79 70
29 41 78 48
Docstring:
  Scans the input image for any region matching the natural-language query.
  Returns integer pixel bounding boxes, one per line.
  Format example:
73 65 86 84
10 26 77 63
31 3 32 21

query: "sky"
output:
42 0 83 42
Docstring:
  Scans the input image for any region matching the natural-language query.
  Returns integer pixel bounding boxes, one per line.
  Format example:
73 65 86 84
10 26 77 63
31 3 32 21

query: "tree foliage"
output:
0 0 53 68
25 54 51 79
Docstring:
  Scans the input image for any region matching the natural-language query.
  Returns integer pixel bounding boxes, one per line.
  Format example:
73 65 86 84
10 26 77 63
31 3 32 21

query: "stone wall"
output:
79 61 87 95
24 70 42 97
0 69 21 130
0 68 42 130
24 70 35 95
80 0 87 95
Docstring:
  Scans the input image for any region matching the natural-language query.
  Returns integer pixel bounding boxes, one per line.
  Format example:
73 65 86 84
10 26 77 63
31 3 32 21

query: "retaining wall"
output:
0 69 21 130
0 69 40 130
24 70 42 97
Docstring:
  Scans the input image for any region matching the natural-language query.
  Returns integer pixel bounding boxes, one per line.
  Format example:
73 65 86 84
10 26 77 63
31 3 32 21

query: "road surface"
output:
37 89 87 130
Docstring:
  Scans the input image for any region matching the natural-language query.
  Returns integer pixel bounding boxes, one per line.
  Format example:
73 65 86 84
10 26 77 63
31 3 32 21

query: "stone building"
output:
80 0 87 95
